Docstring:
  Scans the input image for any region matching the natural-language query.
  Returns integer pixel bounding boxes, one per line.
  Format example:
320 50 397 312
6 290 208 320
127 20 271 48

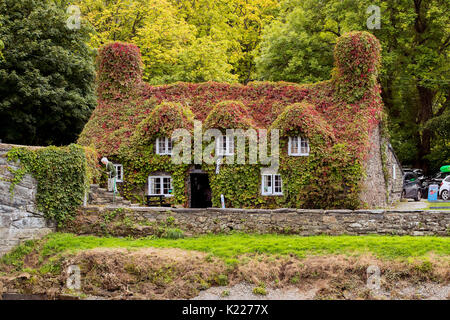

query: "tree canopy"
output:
255 0 450 172
0 0 448 172
0 0 96 146
76 0 278 83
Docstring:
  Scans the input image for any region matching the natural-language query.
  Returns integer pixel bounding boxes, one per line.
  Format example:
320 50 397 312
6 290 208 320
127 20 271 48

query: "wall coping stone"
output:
82 206 450 216
324 210 354 214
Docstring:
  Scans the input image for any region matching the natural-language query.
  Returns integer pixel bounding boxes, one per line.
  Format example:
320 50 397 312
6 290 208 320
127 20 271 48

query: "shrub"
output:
163 228 185 239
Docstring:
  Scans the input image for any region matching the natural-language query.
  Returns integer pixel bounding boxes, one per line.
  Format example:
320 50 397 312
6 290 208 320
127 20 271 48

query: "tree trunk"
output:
415 85 435 173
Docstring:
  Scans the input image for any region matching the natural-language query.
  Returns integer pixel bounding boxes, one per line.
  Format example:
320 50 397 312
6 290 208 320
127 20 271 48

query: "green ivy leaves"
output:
7 144 92 226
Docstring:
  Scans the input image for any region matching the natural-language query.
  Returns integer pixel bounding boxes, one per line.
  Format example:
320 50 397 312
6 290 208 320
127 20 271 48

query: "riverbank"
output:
0 233 448 300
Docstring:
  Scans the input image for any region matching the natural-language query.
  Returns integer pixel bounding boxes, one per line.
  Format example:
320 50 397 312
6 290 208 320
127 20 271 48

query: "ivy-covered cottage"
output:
78 31 402 209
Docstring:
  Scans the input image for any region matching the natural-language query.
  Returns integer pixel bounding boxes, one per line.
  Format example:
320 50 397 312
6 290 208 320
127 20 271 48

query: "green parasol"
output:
440 165 450 173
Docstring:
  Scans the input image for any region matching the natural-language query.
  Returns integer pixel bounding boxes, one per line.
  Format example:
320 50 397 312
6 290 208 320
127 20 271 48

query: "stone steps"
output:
88 184 132 206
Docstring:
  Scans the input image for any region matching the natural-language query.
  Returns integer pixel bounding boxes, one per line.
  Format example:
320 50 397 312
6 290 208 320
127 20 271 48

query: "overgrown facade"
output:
78 31 402 209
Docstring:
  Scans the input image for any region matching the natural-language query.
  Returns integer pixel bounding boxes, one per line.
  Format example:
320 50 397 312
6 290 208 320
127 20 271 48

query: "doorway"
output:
190 173 212 208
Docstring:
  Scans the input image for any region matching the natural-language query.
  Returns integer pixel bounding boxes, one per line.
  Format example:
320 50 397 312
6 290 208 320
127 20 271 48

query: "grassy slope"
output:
1 233 449 300
31 233 450 261
426 201 450 210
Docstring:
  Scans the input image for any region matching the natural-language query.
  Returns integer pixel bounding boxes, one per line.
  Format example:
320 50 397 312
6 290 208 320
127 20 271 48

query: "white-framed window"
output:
156 137 173 155
288 136 310 156
261 174 283 196
113 164 124 182
216 135 234 156
148 176 173 197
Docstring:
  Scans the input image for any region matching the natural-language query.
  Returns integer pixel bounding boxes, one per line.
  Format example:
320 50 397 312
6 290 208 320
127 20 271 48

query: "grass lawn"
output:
426 201 450 210
29 233 450 262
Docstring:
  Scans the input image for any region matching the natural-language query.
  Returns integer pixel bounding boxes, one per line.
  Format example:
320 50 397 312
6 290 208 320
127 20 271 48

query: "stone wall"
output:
386 143 403 204
360 126 403 208
0 144 55 256
360 126 386 208
67 206 450 237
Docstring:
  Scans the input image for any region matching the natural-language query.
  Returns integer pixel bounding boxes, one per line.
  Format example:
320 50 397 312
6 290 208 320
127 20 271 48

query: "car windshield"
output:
404 173 417 181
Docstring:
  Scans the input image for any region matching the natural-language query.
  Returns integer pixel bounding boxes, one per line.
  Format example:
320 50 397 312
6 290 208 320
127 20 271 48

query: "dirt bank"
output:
0 247 448 300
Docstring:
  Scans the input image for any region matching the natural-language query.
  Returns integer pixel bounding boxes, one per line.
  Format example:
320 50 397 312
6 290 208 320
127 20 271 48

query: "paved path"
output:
391 199 428 210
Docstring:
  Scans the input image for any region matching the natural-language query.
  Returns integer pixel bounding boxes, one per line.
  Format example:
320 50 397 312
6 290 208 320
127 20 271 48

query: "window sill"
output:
288 153 309 157
217 153 234 157
147 194 173 198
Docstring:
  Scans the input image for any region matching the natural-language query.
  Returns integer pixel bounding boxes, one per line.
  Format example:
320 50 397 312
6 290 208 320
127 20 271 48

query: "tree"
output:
78 0 153 46
0 0 96 146
0 22 3 60
131 0 197 83
255 0 450 172
78 0 238 83
77 0 278 83
172 36 238 83
0 39 3 60
169 0 278 83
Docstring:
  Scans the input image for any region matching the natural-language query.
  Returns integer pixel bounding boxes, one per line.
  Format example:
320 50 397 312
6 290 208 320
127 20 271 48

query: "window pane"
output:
274 175 282 194
158 138 166 154
149 177 155 194
217 135 233 155
115 165 122 180
300 137 309 154
163 177 171 195
167 138 173 154
156 178 162 194
222 136 227 154
263 175 272 194
291 137 299 154
227 135 234 154
151 177 161 194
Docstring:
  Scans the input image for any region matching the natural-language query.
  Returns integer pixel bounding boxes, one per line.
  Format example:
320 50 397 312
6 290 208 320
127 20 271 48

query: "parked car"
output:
422 171 450 198
403 168 426 186
439 176 450 200
402 172 422 201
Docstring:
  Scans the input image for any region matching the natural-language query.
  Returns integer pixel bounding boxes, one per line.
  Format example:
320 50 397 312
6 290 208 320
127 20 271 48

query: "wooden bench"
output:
145 195 171 207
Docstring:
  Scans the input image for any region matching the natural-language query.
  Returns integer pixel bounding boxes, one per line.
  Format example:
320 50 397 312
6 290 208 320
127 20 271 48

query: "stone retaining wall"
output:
0 144 55 256
68 206 450 237
359 126 403 208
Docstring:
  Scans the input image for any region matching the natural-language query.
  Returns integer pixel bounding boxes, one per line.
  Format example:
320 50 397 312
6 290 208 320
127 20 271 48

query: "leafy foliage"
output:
0 0 96 146
79 33 384 209
333 31 381 102
255 0 450 172
116 102 194 206
204 101 256 130
131 102 194 144
96 42 143 99
270 103 362 208
76 0 278 83
7 144 98 225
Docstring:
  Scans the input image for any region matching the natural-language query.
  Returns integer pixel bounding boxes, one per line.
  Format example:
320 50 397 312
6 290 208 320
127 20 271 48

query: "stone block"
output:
0 215 11 228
